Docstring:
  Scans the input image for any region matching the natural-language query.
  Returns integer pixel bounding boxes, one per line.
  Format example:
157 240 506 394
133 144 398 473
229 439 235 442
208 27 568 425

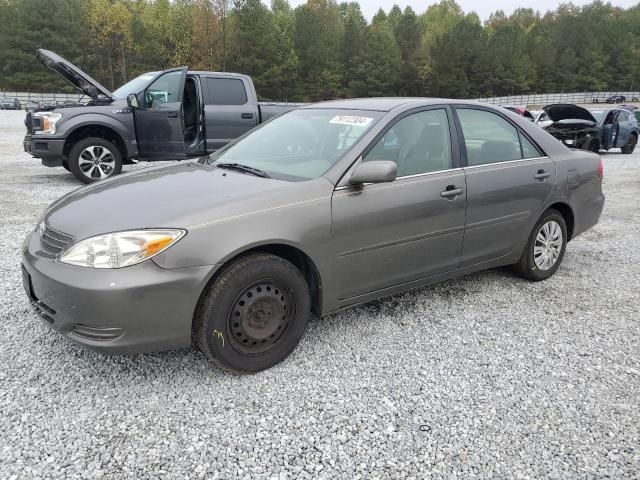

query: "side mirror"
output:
349 160 397 185
127 93 139 108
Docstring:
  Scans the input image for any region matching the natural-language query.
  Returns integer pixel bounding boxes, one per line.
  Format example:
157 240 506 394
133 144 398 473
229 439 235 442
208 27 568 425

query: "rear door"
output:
454 106 555 266
133 67 187 160
331 107 466 301
202 76 259 150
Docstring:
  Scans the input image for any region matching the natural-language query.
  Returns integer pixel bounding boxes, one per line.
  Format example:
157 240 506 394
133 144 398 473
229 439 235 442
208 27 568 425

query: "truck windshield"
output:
113 72 159 99
208 108 383 181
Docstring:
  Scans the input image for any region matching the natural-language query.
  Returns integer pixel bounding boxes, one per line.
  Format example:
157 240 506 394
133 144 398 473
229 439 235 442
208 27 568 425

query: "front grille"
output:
40 226 74 255
25 111 33 134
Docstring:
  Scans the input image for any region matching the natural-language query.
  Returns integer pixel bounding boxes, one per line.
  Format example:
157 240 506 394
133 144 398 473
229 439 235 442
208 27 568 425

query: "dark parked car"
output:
542 104 638 154
0 97 21 110
22 99 604 372
605 95 626 104
24 49 301 184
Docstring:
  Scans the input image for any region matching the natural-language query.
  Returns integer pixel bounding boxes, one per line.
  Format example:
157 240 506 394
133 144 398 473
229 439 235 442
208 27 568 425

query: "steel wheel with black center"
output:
196 253 311 372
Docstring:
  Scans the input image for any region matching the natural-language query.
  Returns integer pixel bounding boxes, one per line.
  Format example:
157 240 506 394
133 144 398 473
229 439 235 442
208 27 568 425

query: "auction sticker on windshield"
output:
329 115 373 127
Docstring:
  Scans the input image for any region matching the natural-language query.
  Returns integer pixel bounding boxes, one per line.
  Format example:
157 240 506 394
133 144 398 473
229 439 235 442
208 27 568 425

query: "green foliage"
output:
1 0 639 101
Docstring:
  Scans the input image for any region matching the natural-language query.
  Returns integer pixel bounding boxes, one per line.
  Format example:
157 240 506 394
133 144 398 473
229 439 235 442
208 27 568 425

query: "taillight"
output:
597 158 603 179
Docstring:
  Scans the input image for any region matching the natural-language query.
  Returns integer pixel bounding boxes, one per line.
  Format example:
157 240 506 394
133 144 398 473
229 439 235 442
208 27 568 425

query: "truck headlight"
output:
59 229 186 268
33 112 62 134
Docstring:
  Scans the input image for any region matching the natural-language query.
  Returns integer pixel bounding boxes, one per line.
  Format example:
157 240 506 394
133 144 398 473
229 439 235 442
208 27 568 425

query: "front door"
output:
454 107 555 266
614 110 634 148
202 76 259 150
601 110 620 150
331 107 466 302
134 68 188 160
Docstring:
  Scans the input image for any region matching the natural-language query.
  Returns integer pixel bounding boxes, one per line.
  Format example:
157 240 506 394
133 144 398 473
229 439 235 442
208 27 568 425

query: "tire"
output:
621 134 637 155
513 209 567 281
68 137 122 184
62 160 70 172
196 253 311 372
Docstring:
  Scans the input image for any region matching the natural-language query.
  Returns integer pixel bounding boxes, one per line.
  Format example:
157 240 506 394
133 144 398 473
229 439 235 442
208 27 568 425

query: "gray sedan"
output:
22 99 605 372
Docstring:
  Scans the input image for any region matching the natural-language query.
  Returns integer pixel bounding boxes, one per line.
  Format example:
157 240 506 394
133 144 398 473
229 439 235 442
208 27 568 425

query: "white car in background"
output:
531 110 553 128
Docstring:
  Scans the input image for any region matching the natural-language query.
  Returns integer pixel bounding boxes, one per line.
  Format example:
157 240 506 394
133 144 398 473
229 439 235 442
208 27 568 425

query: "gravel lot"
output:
1 109 639 479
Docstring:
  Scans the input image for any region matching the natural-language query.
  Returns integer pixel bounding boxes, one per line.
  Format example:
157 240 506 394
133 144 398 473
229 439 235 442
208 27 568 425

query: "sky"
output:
289 0 638 21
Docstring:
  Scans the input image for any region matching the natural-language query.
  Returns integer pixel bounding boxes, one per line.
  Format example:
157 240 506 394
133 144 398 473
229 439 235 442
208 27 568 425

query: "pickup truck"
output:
24 50 302 183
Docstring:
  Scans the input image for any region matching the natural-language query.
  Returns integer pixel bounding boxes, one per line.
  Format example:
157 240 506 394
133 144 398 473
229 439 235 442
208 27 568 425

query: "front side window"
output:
205 78 247 105
457 108 530 166
363 109 452 176
143 71 183 108
209 109 382 181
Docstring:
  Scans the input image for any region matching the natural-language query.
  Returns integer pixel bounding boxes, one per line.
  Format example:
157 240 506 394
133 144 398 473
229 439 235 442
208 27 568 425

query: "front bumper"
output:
21 230 214 354
23 134 66 167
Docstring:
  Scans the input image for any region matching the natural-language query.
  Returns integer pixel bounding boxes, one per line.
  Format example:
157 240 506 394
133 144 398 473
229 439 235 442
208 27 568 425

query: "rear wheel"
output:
514 209 567 281
621 134 637 154
196 254 311 372
68 137 122 184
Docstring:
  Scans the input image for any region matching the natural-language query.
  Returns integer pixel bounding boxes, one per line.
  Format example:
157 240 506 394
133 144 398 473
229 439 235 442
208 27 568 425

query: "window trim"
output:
451 104 547 168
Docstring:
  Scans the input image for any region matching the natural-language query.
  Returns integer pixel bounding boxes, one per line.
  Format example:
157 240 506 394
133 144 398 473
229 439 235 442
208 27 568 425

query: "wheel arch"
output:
191 242 324 341
547 202 575 241
63 124 128 161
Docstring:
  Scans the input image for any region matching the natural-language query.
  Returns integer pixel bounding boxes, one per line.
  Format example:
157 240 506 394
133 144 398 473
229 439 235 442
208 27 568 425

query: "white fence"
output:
1 91 84 109
3 89 640 110
475 91 640 107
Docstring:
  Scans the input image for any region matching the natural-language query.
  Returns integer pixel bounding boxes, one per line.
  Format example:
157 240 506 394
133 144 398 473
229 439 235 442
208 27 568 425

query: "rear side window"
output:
205 78 247 105
456 108 540 166
618 111 630 121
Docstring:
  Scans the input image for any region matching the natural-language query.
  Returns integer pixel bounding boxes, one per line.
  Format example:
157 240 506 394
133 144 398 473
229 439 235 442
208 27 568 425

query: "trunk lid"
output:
36 49 114 102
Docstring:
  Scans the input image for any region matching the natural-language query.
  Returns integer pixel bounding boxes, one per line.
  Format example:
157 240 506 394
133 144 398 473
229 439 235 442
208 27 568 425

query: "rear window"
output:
205 78 247 105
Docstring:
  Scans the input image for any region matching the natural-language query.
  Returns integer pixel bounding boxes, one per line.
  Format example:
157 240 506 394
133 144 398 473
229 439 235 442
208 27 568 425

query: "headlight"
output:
33 112 62 134
59 229 186 269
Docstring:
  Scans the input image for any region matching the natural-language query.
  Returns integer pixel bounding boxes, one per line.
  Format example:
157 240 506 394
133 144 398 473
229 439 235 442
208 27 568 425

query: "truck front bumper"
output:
21 230 214 354
23 134 66 167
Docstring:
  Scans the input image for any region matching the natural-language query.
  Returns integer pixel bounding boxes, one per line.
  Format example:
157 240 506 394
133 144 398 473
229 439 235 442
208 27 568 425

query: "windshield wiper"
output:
216 163 271 178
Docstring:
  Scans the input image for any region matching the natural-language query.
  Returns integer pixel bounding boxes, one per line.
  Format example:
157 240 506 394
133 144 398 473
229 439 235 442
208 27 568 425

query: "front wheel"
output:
514 209 567 281
195 254 311 372
621 134 637 154
68 137 122 184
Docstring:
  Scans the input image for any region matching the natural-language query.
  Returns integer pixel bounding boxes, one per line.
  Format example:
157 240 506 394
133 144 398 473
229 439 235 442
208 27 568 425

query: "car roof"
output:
300 97 493 112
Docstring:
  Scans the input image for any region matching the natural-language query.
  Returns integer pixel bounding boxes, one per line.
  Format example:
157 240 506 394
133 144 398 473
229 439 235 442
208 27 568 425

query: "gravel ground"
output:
1 109 639 479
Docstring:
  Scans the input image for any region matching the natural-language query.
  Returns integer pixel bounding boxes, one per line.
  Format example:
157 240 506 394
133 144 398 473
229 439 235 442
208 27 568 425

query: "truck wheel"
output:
621 134 637 154
62 161 70 172
68 137 122 184
195 253 311 372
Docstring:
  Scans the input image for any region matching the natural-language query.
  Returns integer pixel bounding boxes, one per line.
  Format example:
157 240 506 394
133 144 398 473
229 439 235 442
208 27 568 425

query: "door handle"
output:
534 169 551 180
241 112 254 119
167 112 178 118
440 186 464 198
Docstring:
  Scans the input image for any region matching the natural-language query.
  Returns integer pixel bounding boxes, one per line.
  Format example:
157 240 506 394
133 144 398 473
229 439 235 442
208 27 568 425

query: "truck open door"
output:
130 67 188 160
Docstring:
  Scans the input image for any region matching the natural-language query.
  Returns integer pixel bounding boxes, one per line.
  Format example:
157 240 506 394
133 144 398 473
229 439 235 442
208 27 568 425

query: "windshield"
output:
590 110 604 121
113 72 159 99
209 108 383 181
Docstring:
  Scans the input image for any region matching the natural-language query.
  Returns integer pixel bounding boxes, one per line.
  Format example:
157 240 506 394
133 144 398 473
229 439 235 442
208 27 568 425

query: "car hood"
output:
543 104 596 124
37 49 114 101
43 162 315 239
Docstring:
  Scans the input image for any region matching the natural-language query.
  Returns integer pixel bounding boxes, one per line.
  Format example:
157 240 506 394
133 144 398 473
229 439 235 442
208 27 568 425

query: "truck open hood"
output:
36 49 114 102
543 104 596 124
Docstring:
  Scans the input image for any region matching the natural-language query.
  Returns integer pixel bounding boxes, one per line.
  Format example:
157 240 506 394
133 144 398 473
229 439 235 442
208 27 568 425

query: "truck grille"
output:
40 226 74 255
